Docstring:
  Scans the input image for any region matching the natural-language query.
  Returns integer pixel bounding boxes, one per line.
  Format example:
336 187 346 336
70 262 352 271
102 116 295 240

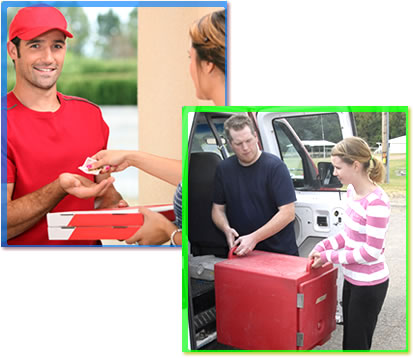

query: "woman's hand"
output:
125 207 174 246
90 150 132 174
309 250 324 269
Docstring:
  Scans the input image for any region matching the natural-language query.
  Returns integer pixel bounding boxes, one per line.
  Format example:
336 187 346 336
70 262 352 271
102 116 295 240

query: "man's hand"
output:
116 200 129 208
212 203 240 249
125 207 172 246
224 227 239 249
7 174 115 240
95 196 129 210
92 171 127 209
234 233 257 256
59 173 114 199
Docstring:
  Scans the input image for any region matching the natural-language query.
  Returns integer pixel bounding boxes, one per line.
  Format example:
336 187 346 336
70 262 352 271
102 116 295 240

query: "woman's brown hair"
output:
189 9 225 74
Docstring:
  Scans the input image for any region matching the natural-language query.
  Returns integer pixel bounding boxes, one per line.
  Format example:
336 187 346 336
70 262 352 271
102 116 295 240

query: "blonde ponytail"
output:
369 156 386 183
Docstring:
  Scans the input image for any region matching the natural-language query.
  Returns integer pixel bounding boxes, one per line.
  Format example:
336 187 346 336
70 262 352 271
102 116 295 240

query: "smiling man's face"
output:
11 29 66 91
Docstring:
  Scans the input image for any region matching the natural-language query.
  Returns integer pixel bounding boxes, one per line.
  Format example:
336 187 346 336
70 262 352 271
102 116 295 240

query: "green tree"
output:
58 7 90 56
7 7 19 30
95 9 137 59
95 9 121 58
354 112 406 148
127 8 138 53
97 9 121 37
389 113 406 139
354 113 381 147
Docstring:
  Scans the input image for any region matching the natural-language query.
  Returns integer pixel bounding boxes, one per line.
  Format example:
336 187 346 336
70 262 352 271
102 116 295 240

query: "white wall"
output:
389 136 406 154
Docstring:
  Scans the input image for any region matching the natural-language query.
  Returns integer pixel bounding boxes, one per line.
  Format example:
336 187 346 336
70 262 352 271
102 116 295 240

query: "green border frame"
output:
182 106 409 353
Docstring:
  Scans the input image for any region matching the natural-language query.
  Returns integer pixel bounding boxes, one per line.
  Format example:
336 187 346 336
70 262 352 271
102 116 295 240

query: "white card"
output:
78 157 102 175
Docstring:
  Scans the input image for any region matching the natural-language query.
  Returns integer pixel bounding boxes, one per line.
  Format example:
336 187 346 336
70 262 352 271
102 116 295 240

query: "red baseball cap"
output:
9 6 73 41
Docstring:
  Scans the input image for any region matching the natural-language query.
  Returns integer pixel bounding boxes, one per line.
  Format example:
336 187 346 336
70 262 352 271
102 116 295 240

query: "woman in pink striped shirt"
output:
309 137 390 350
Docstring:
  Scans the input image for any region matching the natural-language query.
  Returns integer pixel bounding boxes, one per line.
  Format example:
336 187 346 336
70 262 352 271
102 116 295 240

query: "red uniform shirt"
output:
7 92 109 245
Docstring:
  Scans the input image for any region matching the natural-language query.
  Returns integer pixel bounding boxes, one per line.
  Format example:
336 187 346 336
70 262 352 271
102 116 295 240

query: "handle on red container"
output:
306 258 314 273
228 246 238 259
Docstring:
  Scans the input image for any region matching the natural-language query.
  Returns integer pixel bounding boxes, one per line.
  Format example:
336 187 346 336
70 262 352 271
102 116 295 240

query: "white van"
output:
186 110 357 350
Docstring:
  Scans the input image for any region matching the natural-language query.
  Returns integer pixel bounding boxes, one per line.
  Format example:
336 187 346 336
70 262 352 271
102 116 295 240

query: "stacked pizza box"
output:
47 204 175 241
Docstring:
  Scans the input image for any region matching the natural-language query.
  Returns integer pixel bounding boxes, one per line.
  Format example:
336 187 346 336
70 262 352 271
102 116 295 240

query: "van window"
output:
192 123 221 155
274 124 304 181
190 114 234 158
284 113 343 163
271 113 344 190
272 120 312 189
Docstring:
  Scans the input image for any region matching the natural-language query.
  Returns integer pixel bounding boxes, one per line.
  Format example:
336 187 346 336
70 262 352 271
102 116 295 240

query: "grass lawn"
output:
378 155 407 198
287 154 407 198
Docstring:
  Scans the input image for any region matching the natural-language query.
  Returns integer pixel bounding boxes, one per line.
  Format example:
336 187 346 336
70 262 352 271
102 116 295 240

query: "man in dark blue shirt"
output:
212 114 298 256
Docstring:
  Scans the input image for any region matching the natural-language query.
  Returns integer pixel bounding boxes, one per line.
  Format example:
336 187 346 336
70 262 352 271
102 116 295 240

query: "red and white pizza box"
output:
47 204 174 227
48 226 141 241
47 204 175 240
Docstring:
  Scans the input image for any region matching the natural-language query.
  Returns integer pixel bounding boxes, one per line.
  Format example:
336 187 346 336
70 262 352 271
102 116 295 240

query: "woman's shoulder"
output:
368 186 390 205
365 186 391 220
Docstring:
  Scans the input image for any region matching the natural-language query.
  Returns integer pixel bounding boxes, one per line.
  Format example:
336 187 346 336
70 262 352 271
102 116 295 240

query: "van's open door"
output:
256 112 356 191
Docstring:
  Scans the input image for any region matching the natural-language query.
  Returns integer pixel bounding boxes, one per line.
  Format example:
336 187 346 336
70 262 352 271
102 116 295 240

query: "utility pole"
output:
381 112 390 183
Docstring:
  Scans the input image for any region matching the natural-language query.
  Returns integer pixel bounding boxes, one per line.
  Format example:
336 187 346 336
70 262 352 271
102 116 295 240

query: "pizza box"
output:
47 204 175 240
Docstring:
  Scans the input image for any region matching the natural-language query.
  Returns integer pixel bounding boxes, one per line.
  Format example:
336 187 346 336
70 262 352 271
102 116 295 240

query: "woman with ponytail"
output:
309 136 390 350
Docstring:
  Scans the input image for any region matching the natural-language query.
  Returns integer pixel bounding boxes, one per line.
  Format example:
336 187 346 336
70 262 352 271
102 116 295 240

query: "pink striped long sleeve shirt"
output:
314 184 390 286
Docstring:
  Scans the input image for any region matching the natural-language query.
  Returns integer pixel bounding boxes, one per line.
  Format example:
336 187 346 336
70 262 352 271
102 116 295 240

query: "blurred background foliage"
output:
7 7 137 105
353 112 406 147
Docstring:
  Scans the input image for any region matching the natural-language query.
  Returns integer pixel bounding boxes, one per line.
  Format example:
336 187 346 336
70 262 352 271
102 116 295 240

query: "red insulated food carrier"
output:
215 249 337 350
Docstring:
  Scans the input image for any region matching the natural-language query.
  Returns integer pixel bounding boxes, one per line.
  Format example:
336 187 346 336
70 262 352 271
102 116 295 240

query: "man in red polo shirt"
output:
6 6 127 245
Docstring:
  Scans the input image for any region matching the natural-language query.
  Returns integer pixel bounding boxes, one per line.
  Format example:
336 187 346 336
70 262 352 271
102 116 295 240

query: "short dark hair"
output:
224 114 256 142
11 37 21 54
10 36 21 65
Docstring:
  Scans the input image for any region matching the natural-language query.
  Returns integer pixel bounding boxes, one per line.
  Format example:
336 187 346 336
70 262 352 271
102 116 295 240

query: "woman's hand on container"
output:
309 250 324 268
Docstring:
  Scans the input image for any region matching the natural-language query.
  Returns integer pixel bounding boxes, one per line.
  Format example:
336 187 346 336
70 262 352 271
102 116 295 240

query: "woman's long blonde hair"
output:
331 136 386 183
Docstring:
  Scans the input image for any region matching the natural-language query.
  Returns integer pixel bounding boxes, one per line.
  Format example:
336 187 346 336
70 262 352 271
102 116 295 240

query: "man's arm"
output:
7 181 66 240
234 202 296 256
7 174 115 240
94 172 127 209
211 203 239 248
